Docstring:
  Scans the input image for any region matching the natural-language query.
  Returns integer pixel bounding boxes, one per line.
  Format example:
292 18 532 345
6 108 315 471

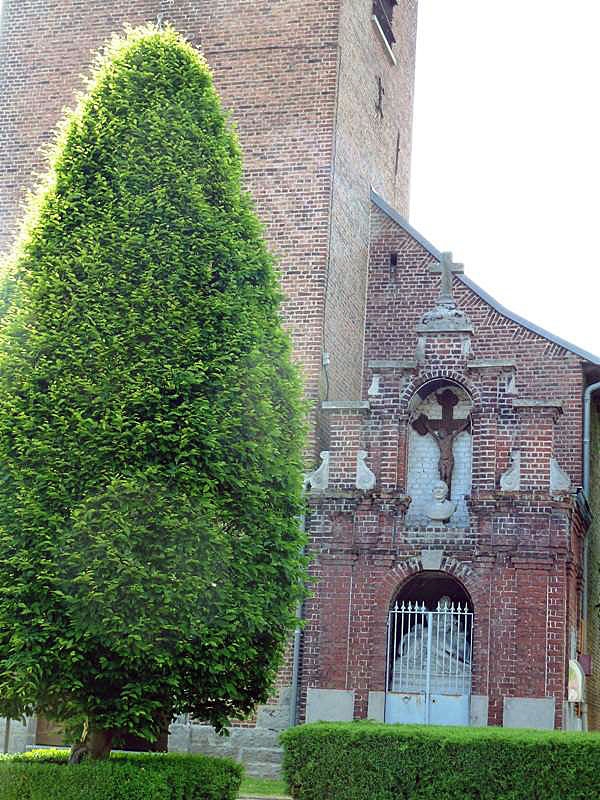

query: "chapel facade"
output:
300 198 600 734
1 0 600 776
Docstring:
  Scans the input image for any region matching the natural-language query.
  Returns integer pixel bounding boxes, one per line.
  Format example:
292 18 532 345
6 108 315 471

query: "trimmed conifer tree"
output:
0 26 306 760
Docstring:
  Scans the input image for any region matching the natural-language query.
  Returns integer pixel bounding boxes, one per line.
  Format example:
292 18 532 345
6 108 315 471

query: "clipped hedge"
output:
0 749 242 800
281 721 600 800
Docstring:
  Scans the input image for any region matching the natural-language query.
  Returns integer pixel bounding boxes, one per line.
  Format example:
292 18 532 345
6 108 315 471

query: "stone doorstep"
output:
239 795 291 800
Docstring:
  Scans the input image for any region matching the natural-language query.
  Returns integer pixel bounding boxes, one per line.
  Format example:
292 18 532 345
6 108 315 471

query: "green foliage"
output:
0 24 306 740
1 750 242 800
281 721 600 800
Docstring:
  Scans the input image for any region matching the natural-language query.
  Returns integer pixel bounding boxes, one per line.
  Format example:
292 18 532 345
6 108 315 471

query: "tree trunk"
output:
68 721 115 763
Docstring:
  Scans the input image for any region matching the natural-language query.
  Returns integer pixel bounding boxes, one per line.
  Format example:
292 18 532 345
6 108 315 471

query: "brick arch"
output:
399 371 481 414
367 558 484 694
374 557 477 622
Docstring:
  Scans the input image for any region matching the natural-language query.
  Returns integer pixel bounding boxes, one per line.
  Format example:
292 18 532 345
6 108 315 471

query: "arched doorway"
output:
384 572 473 726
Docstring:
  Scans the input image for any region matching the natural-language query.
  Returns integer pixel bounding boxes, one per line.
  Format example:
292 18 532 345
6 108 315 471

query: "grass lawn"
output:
239 776 290 797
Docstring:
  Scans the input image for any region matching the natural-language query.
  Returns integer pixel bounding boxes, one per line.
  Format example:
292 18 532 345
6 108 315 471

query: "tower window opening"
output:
372 0 397 47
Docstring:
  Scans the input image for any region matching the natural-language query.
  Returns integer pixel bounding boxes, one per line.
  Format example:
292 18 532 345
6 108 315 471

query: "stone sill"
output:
368 359 417 370
416 322 474 334
468 359 516 369
512 399 564 411
321 400 370 412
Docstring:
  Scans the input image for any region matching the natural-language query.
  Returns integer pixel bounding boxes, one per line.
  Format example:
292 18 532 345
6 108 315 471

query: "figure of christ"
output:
411 389 471 493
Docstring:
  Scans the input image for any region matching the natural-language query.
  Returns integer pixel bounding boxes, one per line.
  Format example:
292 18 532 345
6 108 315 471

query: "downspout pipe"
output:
2 718 9 754
289 512 306 727
582 380 600 649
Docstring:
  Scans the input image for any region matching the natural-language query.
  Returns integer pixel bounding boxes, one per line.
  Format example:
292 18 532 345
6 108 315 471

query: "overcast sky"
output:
410 1 600 358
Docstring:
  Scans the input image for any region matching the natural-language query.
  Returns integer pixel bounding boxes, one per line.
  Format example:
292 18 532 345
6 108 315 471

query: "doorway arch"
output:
385 571 473 726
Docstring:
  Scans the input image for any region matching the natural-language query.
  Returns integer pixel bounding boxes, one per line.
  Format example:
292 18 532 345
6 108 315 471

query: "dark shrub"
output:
2 749 242 800
281 721 600 800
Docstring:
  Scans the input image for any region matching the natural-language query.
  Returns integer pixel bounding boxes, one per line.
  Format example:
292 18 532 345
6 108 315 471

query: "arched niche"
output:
405 379 472 527
387 571 474 699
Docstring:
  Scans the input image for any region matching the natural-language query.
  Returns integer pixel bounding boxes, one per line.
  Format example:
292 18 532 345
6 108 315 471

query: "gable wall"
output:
364 206 585 486
299 204 589 732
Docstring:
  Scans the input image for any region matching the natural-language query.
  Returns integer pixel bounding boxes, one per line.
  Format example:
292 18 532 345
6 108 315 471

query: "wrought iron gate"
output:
384 600 473 726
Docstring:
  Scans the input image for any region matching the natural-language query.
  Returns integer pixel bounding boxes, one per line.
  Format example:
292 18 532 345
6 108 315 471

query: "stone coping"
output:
416 322 474 333
467 359 516 369
512 399 564 410
368 359 417 370
321 400 370 411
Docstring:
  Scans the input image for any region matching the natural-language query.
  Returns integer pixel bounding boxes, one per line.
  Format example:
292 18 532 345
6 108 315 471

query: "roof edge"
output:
370 188 600 367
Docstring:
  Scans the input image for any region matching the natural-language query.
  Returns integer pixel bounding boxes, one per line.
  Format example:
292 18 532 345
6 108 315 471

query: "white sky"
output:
410 1 600 358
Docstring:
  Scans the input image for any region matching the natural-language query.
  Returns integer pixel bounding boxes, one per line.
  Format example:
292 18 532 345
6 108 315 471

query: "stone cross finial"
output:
438 252 461 308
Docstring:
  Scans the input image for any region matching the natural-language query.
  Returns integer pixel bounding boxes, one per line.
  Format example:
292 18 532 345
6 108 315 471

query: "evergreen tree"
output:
0 26 306 760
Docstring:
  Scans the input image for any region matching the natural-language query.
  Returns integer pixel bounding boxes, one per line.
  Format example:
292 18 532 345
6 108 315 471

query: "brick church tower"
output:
0 0 417 410
2 0 600 775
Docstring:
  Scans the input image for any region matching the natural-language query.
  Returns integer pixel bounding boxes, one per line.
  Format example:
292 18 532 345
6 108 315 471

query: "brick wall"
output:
0 0 339 419
0 0 418 421
324 0 417 399
300 201 591 729
0 0 420 747
365 206 585 484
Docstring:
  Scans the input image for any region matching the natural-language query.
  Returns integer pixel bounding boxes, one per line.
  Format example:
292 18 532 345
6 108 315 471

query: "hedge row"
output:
281 721 600 800
0 749 242 800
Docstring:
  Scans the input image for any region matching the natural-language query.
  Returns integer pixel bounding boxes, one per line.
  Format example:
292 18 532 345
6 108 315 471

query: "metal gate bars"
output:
384 599 473 725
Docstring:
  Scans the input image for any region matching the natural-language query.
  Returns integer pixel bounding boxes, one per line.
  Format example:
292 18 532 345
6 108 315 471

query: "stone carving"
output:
419 252 472 331
505 372 517 395
420 549 444 571
426 480 456 522
305 451 330 491
411 388 470 492
355 450 376 491
500 449 521 491
368 374 381 396
550 458 571 492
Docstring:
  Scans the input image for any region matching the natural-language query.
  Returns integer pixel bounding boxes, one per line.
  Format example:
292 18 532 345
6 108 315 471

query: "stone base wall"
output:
0 716 36 753
168 686 293 779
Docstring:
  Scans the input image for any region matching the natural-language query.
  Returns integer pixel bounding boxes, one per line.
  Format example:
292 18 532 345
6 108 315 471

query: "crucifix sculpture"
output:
411 389 471 492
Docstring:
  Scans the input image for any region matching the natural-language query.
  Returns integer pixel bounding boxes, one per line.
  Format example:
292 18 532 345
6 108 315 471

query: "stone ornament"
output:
368 374 381 396
550 458 571 492
355 450 376 491
305 451 330 491
426 480 456 522
500 449 521 491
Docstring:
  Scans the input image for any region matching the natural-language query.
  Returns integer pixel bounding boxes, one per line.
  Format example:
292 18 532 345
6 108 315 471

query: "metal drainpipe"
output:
582 380 600 648
3 718 10 754
289 512 306 727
